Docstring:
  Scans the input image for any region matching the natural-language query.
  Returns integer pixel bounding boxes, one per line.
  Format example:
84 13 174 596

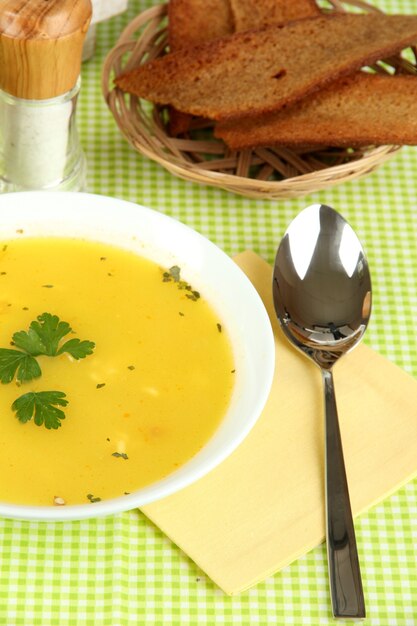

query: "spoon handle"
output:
322 369 366 619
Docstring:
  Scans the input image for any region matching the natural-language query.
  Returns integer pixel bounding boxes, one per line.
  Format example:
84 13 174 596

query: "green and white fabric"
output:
1 1 417 623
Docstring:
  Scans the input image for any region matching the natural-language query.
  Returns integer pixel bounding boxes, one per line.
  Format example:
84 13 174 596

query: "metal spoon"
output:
273 204 370 619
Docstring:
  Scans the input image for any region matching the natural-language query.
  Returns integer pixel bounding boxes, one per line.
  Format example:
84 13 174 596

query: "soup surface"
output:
0 237 234 506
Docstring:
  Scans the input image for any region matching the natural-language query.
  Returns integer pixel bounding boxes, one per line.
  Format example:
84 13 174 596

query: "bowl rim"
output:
0 191 275 521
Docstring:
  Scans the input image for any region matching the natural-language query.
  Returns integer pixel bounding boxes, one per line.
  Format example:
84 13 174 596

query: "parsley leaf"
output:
13 313 95 359
57 338 95 360
25 313 72 356
0 349 41 383
12 328 46 356
2 314 95 429
12 391 68 429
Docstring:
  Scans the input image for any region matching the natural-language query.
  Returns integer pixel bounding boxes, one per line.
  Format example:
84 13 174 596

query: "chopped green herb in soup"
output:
0 238 234 506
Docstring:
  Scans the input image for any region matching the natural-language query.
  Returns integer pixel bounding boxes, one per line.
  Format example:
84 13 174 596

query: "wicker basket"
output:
102 1 415 200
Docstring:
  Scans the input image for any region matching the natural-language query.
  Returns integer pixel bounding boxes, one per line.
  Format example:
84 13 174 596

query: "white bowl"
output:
0 192 275 521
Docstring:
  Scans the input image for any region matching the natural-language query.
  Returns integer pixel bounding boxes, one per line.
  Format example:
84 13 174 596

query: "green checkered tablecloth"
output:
1 0 417 623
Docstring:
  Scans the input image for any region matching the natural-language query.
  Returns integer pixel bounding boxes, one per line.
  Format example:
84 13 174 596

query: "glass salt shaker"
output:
0 0 92 193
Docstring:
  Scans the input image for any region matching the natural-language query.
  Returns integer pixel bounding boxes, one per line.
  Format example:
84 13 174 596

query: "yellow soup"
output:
0 237 235 506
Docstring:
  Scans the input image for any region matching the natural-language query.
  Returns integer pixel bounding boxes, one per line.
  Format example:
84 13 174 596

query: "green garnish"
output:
87 494 101 503
12 328 49 356
0 313 95 428
162 266 200 301
168 265 181 282
217 323 222 333
112 452 129 460
12 312 95 359
12 391 68 430
0 349 41 383
96 383 106 389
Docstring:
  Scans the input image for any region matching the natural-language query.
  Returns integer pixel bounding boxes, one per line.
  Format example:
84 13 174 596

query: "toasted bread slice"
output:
115 13 417 121
168 0 317 134
168 0 234 50
168 0 234 135
215 74 417 149
230 0 319 31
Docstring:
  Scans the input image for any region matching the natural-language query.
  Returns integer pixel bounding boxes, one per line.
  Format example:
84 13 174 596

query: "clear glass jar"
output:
0 80 85 193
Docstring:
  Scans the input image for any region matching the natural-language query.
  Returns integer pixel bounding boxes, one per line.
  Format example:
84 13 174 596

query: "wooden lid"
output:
0 0 92 99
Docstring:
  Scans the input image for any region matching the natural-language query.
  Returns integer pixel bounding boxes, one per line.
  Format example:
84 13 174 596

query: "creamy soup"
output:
0 237 234 506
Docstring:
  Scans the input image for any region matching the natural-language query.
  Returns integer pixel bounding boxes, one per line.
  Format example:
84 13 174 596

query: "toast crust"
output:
168 0 234 136
116 14 417 121
168 0 234 50
215 74 417 149
168 0 319 135
230 0 319 31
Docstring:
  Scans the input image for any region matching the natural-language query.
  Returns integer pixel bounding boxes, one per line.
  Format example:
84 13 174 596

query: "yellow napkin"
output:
141 251 417 595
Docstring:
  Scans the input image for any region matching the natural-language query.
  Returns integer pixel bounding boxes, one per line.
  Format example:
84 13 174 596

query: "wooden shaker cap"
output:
0 0 92 99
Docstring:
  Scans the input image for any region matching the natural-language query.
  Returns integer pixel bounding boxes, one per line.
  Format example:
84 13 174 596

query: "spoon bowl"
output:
273 203 371 369
273 203 370 619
